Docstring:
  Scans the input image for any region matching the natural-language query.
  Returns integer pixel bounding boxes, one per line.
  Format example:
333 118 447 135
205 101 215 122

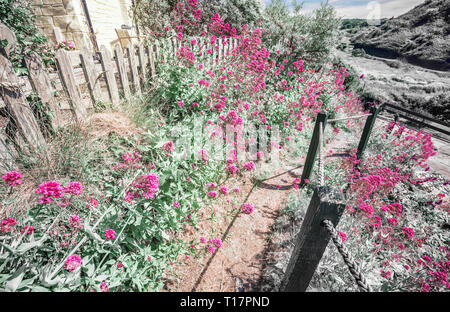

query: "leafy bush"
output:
0 0 53 73
262 0 340 65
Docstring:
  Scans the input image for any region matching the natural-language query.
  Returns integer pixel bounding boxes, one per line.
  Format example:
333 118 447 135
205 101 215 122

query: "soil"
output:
164 160 306 292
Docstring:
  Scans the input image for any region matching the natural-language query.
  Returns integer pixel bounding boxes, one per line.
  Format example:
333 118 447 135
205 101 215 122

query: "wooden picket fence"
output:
0 22 238 169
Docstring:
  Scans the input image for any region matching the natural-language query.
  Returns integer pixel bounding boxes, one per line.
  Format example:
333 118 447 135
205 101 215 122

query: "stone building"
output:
31 0 139 52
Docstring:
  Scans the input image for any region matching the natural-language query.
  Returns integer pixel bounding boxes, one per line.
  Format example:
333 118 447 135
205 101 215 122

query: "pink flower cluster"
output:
68 215 83 229
112 152 143 170
200 236 223 254
64 254 82 272
125 174 160 203
241 203 254 215
1 171 22 186
0 218 17 233
105 229 116 240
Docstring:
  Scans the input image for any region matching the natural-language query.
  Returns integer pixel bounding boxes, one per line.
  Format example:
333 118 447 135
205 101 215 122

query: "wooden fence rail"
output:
0 22 238 167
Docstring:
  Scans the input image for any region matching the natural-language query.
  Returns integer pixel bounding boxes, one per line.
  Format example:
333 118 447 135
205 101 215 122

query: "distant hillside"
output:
350 0 450 71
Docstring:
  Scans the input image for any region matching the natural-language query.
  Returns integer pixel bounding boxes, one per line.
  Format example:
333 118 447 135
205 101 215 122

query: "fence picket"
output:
24 52 62 129
98 45 120 106
138 44 147 86
79 49 102 105
147 44 156 79
55 49 86 120
0 54 45 150
114 44 131 98
127 45 141 94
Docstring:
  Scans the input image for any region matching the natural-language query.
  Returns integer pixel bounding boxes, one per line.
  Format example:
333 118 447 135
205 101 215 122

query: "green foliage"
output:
262 0 340 64
0 0 53 73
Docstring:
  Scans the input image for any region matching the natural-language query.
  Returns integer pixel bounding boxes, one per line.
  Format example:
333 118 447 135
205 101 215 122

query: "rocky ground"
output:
350 0 450 72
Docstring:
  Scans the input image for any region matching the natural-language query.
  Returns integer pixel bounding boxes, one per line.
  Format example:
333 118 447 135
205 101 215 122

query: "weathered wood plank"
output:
154 40 160 63
24 52 62 129
281 186 346 292
0 23 17 57
137 43 147 87
300 111 328 186
0 54 46 150
79 49 102 105
357 106 380 160
99 45 120 106
147 44 156 79
127 45 141 95
114 44 131 98
55 49 86 120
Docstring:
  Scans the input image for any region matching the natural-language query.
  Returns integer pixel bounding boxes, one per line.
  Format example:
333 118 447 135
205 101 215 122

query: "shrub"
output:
0 0 53 73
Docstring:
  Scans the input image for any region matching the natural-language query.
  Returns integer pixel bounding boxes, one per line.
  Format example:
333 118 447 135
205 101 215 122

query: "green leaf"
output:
5 265 26 292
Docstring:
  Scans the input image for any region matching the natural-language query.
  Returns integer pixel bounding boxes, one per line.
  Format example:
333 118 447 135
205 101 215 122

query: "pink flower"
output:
65 181 83 195
207 191 217 198
198 149 208 164
0 218 17 233
200 236 207 244
21 225 36 235
162 141 174 153
338 231 347 243
36 181 65 203
100 281 109 292
86 198 99 209
1 171 22 186
105 229 116 240
380 270 391 279
64 254 82 272
256 151 264 160
387 218 398 226
207 245 216 254
402 227 415 239
68 215 82 229
241 203 254 215
177 101 185 107
212 238 222 248
173 201 180 208
219 186 228 195
130 174 160 200
242 161 255 171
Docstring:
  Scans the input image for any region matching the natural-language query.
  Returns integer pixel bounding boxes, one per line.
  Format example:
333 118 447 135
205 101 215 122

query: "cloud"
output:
333 0 426 19
297 0 425 18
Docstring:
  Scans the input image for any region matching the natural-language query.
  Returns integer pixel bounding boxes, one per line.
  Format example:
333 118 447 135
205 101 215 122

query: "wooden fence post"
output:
138 43 147 87
147 44 156 79
55 49 86 120
24 52 62 129
154 40 160 62
79 49 102 105
300 111 328 186
356 106 380 160
127 45 141 95
0 23 45 150
0 55 46 150
281 186 346 292
114 44 130 99
98 45 120 106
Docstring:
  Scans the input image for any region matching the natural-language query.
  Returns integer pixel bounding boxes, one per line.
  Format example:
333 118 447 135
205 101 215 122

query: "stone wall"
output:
31 0 137 53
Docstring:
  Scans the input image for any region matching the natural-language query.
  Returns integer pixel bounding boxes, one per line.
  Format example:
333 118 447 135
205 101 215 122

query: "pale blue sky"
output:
264 0 426 18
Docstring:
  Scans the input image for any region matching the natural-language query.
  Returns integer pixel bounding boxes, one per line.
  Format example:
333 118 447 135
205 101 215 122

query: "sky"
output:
263 0 426 19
